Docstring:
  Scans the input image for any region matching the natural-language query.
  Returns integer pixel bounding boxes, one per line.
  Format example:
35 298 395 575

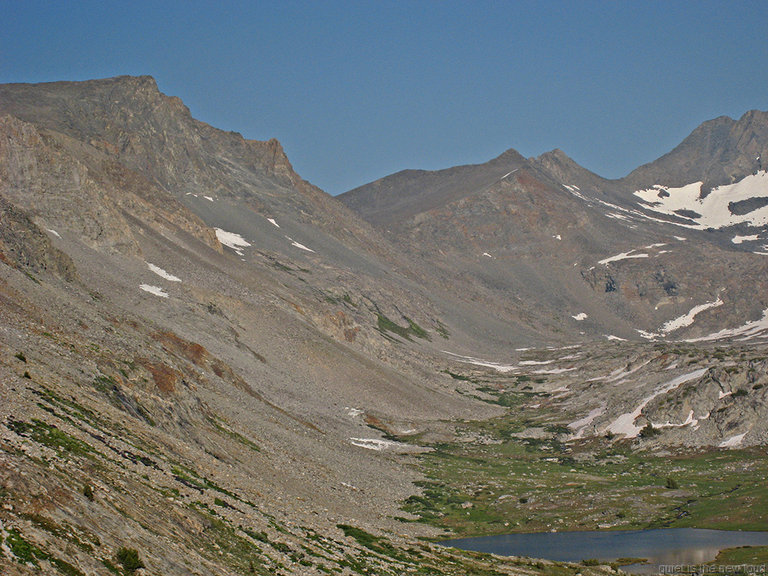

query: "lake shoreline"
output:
440 528 768 574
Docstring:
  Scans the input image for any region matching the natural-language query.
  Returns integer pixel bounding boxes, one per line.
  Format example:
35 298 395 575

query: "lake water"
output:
441 528 768 574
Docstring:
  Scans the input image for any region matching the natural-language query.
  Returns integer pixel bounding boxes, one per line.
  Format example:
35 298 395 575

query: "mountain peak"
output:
624 108 768 190
0 76 306 197
489 147 527 165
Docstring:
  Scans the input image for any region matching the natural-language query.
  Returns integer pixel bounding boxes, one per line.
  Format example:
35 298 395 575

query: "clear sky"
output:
2 1 767 195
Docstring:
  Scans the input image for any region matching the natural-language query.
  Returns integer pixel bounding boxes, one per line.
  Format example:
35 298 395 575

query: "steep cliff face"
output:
0 76 298 195
0 114 221 254
0 194 76 281
0 77 389 260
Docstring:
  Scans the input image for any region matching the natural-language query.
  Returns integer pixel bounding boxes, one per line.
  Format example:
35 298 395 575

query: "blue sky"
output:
2 1 767 195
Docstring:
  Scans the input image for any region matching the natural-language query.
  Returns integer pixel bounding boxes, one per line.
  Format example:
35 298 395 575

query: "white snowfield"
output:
660 296 723 333
215 228 251 256
634 171 768 229
139 284 169 298
146 262 182 282
572 313 588 321
286 236 315 253
532 367 577 375
266 217 280 228
684 307 768 342
732 234 760 244
637 296 724 339
349 438 399 451
637 329 660 340
719 432 748 448
562 184 583 197
568 405 605 439
443 351 517 373
605 368 708 438
598 250 649 265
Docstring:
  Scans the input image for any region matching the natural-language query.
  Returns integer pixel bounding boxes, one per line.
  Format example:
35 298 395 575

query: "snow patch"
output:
732 234 760 244
532 367 577 375
349 438 398 451
605 360 650 384
605 369 707 438
483 252 493 258
604 334 627 341
684 307 768 342
215 228 251 256
637 329 660 340
443 351 517 373
656 410 699 430
572 313 588 321
47 229 61 238
634 171 768 229
147 262 182 282
139 284 169 298
638 296 724 338
598 250 649 265
568 405 605 438
267 217 280 228
553 234 562 241
719 432 747 448
203 195 214 202
286 236 315 253
660 296 723 333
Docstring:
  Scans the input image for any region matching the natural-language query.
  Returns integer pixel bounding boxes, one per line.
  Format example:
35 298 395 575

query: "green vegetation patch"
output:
92 374 155 426
337 524 408 561
401 409 768 537
206 415 260 452
5 528 85 575
187 506 273 575
115 547 144 573
376 313 431 342
709 546 768 567
7 418 94 458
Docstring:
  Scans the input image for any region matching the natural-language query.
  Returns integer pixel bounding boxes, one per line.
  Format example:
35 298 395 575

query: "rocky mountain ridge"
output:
340 109 768 343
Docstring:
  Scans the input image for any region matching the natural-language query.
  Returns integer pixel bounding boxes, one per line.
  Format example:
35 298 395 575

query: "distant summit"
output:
624 110 768 191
